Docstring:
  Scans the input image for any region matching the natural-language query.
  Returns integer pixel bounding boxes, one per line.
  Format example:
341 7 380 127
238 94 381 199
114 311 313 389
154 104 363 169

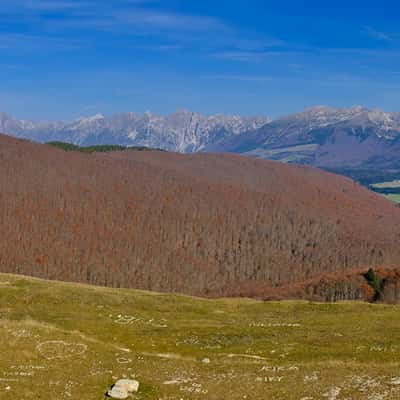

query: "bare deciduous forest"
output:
1 133 400 298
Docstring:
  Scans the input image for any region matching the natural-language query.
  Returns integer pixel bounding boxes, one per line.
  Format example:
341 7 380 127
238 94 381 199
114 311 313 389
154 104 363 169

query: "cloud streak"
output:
365 26 392 41
0 0 283 58
1 0 88 11
1 1 227 33
202 73 400 90
0 33 88 51
117 9 226 32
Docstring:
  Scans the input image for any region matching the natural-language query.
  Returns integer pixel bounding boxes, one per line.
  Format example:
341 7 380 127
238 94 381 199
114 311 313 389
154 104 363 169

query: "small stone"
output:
202 358 211 364
108 379 139 398
115 379 139 392
107 385 128 399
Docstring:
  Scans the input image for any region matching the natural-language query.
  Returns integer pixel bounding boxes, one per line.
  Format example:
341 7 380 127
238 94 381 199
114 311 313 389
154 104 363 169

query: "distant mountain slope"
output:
206 106 400 184
0 110 270 153
4 106 400 185
1 133 400 298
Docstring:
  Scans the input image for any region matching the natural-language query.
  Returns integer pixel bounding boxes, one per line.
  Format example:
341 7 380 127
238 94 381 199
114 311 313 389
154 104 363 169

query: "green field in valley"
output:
369 180 400 203
371 180 400 189
1 274 400 399
384 194 400 203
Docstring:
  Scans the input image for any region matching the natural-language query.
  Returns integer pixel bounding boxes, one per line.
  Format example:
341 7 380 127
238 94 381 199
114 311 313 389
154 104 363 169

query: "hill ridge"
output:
1 133 400 299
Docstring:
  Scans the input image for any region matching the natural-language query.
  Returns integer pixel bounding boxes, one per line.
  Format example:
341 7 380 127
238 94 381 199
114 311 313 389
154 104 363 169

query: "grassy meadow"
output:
369 180 400 203
384 194 400 203
1 273 400 399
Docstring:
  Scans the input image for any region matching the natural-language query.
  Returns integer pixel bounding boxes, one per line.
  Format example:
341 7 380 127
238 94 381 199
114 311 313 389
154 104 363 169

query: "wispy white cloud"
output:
1 1 226 33
0 0 286 58
215 43 400 63
364 26 392 41
202 73 400 90
323 47 400 58
215 49 303 62
1 0 154 10
202 75 275 82
116 9 226 32
129 44 185 52
1 0 88 11
0 33 88 51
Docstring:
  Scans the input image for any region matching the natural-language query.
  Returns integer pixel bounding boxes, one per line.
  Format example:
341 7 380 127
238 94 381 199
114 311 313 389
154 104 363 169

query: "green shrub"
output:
363 268 384 302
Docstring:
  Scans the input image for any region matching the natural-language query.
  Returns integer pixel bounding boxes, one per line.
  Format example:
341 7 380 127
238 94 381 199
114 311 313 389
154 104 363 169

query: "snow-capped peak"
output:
76 113 105 123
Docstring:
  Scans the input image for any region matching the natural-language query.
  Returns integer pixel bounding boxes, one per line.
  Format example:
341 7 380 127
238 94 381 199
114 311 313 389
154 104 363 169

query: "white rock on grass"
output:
390 377 400 385
108 385 129 399
117 379 139 392
108 379 139 399
322 387 341 400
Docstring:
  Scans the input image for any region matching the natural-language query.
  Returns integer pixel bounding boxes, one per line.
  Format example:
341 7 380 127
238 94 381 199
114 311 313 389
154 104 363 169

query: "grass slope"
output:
1 274 400 399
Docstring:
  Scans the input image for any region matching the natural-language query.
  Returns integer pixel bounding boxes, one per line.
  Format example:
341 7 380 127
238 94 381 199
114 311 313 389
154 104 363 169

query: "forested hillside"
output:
46 141 156 153
1 133 400 299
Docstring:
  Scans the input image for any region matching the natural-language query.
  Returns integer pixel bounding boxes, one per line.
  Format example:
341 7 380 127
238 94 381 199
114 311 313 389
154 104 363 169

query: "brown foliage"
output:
361 282 375 302
1 133 400 298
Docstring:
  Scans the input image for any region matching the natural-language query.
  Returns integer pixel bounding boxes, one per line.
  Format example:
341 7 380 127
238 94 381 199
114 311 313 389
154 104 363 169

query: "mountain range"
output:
208 106 400 184
0 110 270 153
2 106 400 184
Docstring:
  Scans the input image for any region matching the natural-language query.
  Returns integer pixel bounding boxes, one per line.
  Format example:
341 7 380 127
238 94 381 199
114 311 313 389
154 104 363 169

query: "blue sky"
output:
1 0 400 120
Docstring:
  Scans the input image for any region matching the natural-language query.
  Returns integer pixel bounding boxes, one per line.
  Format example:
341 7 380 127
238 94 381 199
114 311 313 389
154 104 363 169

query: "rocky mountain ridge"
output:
205 106 400 182
3 105 400 184
0 110 270 153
